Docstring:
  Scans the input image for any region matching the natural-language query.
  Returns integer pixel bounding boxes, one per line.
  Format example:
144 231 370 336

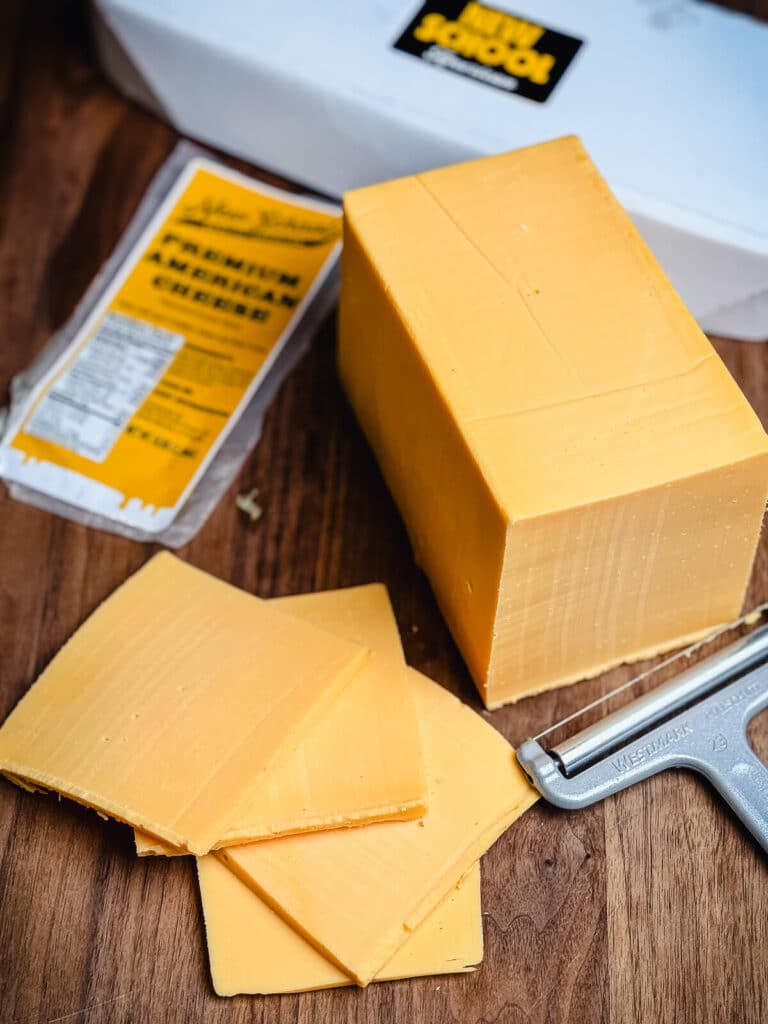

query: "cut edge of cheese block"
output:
197 854 482 995
483 618 718 709
484 454 768 707
217 668 538 986
0 553 370 856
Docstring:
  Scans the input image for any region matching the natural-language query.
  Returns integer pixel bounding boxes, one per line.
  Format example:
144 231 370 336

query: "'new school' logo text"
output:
393 2 583 103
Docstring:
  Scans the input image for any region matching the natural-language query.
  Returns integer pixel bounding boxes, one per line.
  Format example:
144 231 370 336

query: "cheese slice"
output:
218 668 538 986
135 832 178 856
338 135 768 708
197 854 482 994
0 553 368 855
133 583 426 854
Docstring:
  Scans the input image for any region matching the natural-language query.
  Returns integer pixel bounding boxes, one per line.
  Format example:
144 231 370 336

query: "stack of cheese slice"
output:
0 553 537 994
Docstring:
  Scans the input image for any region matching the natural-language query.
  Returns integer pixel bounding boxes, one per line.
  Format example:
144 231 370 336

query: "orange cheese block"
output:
0 554 368 855
133 583 426 854
338 135 768 708
218 668 538 986
197 855 482 994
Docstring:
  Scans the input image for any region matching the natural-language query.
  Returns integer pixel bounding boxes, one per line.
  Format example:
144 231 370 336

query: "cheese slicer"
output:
517 614 768 855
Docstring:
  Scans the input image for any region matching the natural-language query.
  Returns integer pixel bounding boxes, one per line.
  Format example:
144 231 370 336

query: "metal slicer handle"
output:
700 740 768 854
517 664 768 857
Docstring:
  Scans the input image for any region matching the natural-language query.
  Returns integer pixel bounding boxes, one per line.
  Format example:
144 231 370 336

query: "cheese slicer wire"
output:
517 610 768 855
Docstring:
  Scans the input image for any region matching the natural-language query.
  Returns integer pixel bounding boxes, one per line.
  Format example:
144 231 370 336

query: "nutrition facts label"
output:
25 313 184 463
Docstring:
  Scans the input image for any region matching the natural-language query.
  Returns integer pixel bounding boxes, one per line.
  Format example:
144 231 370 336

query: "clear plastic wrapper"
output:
0 143 341 545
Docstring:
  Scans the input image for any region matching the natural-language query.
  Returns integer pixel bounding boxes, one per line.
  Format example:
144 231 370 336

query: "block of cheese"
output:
197 854 482 994
338 136 768 708
133 583 426 854
218 668 537 986
0 554 368 855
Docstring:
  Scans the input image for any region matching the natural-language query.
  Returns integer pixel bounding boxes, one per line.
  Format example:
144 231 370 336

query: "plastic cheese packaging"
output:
198 855 482 994
0 554 369 856
218 668 538 986
0 143 341 544
338 136 768 709
134 583 426 855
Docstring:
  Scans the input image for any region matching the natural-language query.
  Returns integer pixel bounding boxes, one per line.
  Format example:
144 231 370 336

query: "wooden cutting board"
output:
1 2 766 1021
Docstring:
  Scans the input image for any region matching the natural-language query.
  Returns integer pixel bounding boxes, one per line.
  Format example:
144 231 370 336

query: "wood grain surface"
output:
1 3 767 1022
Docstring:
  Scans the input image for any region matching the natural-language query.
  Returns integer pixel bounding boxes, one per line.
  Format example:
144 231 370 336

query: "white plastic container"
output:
93 0 768 339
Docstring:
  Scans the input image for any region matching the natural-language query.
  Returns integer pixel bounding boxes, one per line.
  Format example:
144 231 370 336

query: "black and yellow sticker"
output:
393 1 583 103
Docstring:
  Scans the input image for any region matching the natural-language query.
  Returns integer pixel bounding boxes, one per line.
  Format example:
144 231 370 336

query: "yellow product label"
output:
1 157 340 532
